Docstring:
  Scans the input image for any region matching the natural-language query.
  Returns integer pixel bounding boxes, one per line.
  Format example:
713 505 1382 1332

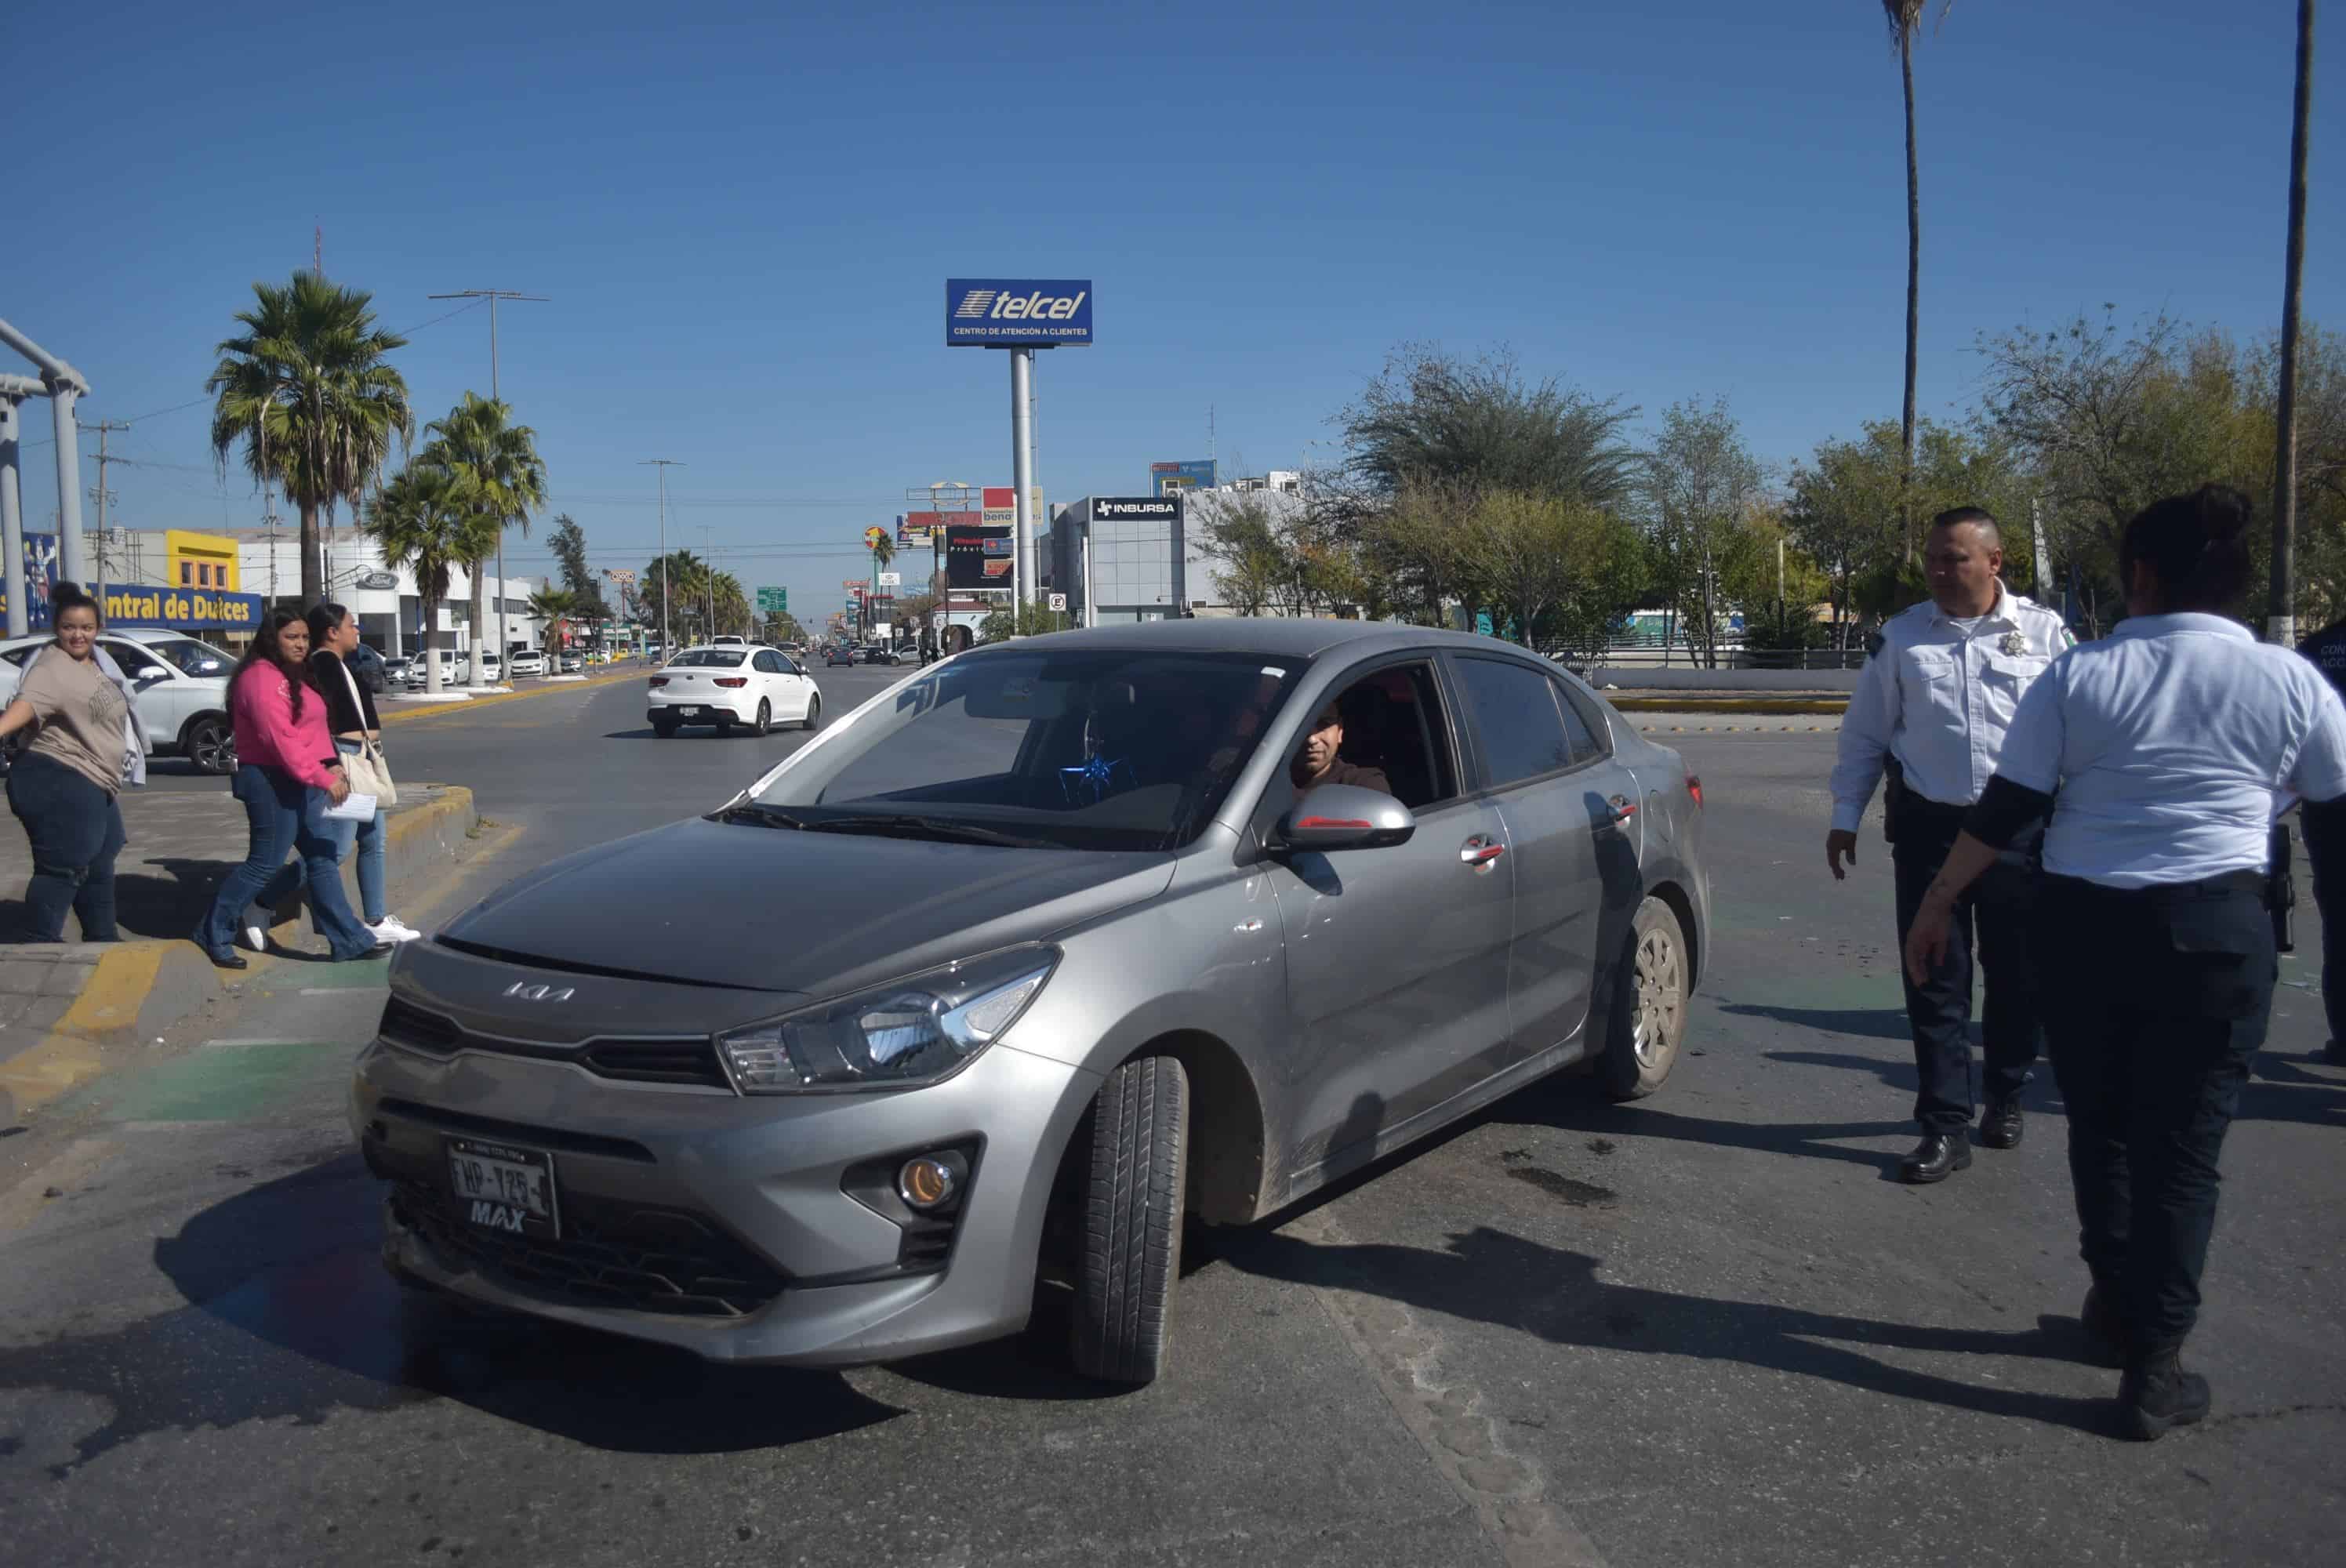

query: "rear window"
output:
671 651 746 668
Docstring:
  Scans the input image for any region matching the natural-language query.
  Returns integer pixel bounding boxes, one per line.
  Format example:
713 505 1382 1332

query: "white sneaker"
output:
369 916 424 943
238 924 268 953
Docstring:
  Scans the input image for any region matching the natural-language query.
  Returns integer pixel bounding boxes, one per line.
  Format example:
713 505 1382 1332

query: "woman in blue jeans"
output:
196 611 388 969
292 602 419 947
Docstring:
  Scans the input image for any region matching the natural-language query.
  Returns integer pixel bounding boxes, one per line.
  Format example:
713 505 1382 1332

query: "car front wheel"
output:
1070 1054 1189 1385
183 713 236 775
1596 896 1690 1101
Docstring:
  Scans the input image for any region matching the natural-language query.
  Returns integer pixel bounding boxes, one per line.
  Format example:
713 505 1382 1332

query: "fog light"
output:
898 1156 957 1210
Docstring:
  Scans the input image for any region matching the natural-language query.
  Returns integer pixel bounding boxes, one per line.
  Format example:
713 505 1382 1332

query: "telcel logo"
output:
957 287 1087 322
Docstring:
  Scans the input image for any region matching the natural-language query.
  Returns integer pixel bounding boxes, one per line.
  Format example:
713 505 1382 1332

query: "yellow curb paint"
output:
383 786 476 853
0 942 176 1115
380 667 646 727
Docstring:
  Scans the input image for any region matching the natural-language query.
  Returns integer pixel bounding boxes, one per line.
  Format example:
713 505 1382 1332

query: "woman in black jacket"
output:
297 603 420 946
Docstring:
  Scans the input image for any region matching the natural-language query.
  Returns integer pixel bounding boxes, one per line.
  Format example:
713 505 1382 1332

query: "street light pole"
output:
641 459 682 656
430 289 547 678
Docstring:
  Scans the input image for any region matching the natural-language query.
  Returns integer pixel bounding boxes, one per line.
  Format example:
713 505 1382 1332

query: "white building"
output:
230 529 545 659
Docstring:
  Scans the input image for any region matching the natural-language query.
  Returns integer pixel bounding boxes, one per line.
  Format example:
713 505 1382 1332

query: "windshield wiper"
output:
712 801 810 830
799 814 1051 849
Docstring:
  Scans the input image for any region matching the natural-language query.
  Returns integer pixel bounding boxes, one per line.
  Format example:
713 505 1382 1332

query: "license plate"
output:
676 705 700 717
445 1137 560 1240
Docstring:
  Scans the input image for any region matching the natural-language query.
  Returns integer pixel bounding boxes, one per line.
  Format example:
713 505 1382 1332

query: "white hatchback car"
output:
0 629 238 774
646 644 820 737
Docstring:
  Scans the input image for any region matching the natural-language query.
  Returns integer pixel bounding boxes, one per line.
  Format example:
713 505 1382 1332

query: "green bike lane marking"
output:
86 1041 359 1124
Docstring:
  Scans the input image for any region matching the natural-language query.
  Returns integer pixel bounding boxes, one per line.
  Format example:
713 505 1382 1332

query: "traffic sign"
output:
878 572 902 588
1048 593 1068 612
756 586 788 613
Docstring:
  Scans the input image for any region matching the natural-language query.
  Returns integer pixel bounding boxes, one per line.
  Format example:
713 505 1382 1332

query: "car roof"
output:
956 616 1515 663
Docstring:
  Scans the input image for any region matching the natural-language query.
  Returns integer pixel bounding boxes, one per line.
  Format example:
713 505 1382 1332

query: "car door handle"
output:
1460 835 1506 868
1600 795 1638 829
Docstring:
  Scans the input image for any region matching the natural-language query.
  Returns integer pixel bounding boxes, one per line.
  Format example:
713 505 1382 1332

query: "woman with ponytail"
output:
1905 485 2346 1439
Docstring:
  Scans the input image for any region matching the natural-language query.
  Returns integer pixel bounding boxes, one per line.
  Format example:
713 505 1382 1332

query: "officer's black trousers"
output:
2297 798 2346 1044
1890 805 2043 1131
2038 871 2274 1352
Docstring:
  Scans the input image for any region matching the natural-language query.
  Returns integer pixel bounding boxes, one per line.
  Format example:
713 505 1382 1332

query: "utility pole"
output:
699 524 718 638
429 288 548 672
640 459 682 655
82 420 126 602
2268 0 2316 648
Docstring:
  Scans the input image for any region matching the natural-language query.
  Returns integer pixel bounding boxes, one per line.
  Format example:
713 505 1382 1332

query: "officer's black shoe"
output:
2080 1285 2129 1367
2119 1348 2210 1441
1979 1097 2025 1150
2326 1038 2346 1065
1898 1133 1972 1184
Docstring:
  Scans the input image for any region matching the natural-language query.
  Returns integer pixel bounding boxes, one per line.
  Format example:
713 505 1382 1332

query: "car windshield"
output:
672 650 746 668
745 648 1301 851
144 637 230 677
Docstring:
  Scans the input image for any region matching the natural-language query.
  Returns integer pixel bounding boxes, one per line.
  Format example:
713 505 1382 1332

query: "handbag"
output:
332 658 398 808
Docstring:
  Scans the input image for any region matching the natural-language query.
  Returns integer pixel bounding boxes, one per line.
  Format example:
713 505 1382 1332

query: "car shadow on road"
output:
1720 1002 1914 1041
93 1152 902 1466
1494 1075 1912 1172
1216 1221 2116 1436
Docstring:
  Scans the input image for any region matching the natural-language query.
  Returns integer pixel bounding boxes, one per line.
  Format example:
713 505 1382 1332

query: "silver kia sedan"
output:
350 619 1709 1383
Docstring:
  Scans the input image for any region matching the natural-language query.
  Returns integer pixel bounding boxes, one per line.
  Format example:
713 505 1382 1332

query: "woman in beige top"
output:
0 586 137 941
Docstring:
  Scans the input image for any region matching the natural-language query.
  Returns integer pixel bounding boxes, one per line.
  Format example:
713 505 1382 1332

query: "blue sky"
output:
6 0 2333 619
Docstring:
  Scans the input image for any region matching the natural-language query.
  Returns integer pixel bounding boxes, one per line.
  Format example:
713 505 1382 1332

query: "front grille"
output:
378 998 730 1091
392 1180 786 1318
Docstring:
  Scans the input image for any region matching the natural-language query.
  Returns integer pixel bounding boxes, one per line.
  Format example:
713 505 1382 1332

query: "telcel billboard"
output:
946 279 1093 347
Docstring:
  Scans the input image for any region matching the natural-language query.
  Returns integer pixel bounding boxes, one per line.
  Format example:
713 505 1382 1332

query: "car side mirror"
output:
133 668 169 686
1273 784 1416 853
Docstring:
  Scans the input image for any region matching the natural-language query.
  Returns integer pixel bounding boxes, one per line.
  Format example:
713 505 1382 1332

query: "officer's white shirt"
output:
1828 584 2075 833
1996 612 2346 888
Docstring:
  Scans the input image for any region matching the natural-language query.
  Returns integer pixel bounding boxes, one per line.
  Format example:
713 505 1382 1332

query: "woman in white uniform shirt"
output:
1906 485 2346 1441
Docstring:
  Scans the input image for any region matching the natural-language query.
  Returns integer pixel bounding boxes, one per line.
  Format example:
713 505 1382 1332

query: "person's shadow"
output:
1222 1222 2113 1434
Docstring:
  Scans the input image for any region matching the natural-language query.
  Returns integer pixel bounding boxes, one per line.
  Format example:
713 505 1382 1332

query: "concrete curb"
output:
380 666 645 726
0 785 481 1123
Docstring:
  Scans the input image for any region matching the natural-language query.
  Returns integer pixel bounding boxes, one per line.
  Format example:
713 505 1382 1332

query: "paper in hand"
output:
324 792 379 822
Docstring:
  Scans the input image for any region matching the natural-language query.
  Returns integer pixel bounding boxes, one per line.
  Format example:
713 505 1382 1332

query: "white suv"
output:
0 628 237 774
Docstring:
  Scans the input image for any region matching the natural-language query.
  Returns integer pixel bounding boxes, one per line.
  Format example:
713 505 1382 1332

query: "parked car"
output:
645 644 819 737
382 655 412 688
352 619 1708 1385
561 653 585 674
347 641 392 694
858 644 895 665
0 628 236 774
508 650 547 678
405 649 470 689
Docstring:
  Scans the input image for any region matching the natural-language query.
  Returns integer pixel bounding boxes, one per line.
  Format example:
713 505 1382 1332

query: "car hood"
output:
440 815 1177 996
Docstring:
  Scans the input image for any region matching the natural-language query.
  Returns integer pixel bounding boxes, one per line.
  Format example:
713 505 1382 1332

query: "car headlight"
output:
717 946 1059 1094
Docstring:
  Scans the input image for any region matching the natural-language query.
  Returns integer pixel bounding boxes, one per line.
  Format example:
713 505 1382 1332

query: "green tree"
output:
1462 490 1608 651
527 586 579 659
1548 513 1651 666
978 601 1070 641
642 550 710 644
423 394 547 685
1878 1 1956 566
1640 397 1767 667
1341 344 1640 506
207 270 413 604
364 465 469 694
546 514 607 618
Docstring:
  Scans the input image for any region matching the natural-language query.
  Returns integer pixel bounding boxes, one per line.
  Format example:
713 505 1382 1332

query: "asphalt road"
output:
2 670 2341 1567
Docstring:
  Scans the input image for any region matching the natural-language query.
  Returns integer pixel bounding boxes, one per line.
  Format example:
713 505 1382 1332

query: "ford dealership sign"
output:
946 279 1093 347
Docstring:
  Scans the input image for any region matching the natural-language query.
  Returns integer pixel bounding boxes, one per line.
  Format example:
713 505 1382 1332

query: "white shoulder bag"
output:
331 658 398 808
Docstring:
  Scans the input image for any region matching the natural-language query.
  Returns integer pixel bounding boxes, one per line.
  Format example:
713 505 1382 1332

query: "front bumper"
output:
350 956 1098 1367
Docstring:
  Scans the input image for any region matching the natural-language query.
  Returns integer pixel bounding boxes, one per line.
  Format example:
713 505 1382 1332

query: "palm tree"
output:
870 533 896 636
208 271 413 604
528 586 580 663
1879 1 1952 566
365 466 470 695
423 394 547 688
2271 0 2316 641
644 550 709 644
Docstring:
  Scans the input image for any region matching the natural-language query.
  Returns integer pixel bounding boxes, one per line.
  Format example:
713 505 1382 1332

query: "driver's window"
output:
1251 661 1458 840
104 641 166 680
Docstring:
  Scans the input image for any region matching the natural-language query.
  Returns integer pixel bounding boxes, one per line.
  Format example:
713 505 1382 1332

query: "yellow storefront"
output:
165 530 240 593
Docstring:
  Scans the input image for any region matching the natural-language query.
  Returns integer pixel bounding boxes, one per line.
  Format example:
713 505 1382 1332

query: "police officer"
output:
1828 506 2074 1183
2294 614 2346 1063
1904 485 2346 1440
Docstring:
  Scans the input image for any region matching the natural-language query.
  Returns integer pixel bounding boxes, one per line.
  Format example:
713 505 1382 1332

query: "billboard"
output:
946 524 1015 590
0 532 60 629
946 279 1093 347
900 512 961 544
1152 459 1217 496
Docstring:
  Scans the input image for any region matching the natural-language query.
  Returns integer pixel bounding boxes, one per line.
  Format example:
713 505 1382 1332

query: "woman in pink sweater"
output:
195 610 388 967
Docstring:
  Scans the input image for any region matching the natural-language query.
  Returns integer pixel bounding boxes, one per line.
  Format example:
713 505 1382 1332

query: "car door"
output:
101 638 180 753
1258 655 1518 1189
771 652 813 719
750 649 791 717
1447 653 1645 1064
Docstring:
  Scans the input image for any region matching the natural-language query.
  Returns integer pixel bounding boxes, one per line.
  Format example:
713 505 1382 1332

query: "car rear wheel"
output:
1070 1054 1189 1385
182 713 236 775
650 713 678 739
801 694 822 731
1596 897 1690 1101
750 699 771 737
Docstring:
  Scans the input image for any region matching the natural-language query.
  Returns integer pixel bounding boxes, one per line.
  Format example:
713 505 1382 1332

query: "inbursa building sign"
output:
946 279 1093 347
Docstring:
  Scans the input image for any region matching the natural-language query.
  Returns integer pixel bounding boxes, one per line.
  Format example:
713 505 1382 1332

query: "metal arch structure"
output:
0 319 94 638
